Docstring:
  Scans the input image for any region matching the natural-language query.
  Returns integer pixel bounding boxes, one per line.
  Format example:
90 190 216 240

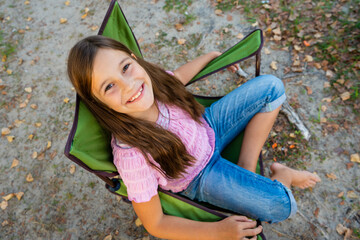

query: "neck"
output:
135 101 159 123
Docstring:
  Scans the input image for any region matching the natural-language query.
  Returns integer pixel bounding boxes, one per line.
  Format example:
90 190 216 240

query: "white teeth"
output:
129 86 143 102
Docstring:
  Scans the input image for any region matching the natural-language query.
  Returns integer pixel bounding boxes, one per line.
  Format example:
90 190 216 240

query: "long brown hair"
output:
67 35 205 179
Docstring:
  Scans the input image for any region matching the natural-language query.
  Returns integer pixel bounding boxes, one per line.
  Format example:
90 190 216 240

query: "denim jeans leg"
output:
203 74 286 152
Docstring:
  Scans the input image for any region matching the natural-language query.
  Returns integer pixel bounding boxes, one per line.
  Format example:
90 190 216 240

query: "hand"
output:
215 216 263 240
211 51 239 74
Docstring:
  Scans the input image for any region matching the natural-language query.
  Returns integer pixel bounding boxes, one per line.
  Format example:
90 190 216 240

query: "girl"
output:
67 35 321 240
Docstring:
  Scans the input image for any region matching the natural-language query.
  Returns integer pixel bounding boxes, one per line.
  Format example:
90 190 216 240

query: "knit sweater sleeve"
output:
112 140 159 203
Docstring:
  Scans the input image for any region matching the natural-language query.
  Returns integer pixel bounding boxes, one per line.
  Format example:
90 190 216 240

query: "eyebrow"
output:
98 56 130 93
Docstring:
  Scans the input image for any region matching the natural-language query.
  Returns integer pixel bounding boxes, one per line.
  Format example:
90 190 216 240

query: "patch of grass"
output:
163 0 196 25
0 31 17 56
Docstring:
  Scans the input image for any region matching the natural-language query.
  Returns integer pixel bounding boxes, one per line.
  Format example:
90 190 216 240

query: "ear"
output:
131 53 138 60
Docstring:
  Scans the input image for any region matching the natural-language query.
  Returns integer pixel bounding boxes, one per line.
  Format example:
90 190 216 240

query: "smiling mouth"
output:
127 84 144 103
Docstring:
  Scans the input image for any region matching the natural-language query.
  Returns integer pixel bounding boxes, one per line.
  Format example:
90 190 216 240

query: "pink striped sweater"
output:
111 101 215 203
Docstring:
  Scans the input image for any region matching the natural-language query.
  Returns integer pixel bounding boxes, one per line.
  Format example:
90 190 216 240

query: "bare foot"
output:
270 162 321 189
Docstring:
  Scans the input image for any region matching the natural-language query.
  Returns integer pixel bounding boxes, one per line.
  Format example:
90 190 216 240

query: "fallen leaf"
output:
323 82 331 88
289 144 296 149
7 136 14 143
326 173 337 180
251 21 258 27
326 70 335 78
2 194 15 201
270 61 278 70
322 97 332 102
6 69 12 75
24 0 30 5
340 92 350 101
264 48 271 55
81 13 88 19
2 220 9 226
272 28 281 35
346 162 354 169
177 39 186 45
103 234 112 240
321 105 327 112
32 151 38 159
272 143 278 149
1 200 8 210
337 192 344 198
214 9 222 16
10 159 19 168
24 87 32 93
320 118 327 123
26 173 34 182
294 45 301 51
226 14 233 21
60 18 67 24
305 55 313 62
37 153 45 161
28 134 34 140
347 191 358 199
350 153 359 163
314 207 319 218
91 25 98 31
15 192 24 200
30 104 37 109
289 133 296 138
63 97 70 103
236 33 244 39
47 141 52 149
303 40 310 47
175 23 184 31
2 55 6 62
305 86 313 95
336 223 349 235
1 127 10 136
69 165 76 174
35 122 42 127
84 7 89 13
135 217 142 227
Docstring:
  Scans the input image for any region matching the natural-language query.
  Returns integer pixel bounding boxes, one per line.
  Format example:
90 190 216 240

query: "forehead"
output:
92 48 128 87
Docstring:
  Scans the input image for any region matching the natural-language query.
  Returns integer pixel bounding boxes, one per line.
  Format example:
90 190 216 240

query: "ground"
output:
0 0 359 239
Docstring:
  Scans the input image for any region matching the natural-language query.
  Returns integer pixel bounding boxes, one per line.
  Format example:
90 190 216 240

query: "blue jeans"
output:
179 75 297 223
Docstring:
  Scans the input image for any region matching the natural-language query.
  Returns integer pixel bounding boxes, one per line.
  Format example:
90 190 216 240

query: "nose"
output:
116 75 135 92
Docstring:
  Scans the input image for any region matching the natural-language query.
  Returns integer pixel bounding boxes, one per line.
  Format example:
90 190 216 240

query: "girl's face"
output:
91 48 156 121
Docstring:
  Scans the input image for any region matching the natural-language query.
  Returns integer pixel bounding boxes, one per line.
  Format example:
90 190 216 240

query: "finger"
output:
243 225 263 236
237 221 258 229
231 215 251 222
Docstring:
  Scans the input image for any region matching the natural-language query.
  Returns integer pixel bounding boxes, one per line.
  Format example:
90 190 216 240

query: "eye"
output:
123 63 130 73
105 83 114 92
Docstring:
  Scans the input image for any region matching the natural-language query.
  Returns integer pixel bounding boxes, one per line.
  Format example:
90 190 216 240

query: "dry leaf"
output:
289 133 296 138
103 234 112 240
305 55 313 62
323 82 331 88
69 164 76 174
326 173 337 180
251 21 258 27
322 97 332 102
347 191 358 199
7 136 14 143
175 23 184 31
26 173 34 182
340 92 350 101
1 127 10 136
30 104 37 109
336 79 345 85
28 134 34 140
32 151 38 159
336 223 349 235
10 159 19 168
6 69 12 75
2 55 6 62
35 122 42 127
305 86 313 95
350 153 360 163
91 25 98 31
270 61 278 70
272 28 281 35
84 7 89 13
1 200 8 210
63 97 70 103
2 194 15 201
214 9 222 16
15 192 24 200
81 13 88 19
60 18 67 24
47 141 52 149
24 87 32 93
294 45 301 51
177 39 186 45
326 70 335 78
37 153 45 161
2 220 9 226
321 105 327 112
337 192 344 198
135 217 143 227
24 0 30 5
236 33 244 39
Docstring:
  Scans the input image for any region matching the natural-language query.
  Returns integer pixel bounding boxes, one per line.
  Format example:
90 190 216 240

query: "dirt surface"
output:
0 0 359 239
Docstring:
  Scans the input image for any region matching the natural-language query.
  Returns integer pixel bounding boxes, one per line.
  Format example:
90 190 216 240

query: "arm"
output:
132 194 262 240
173 51 221 85
173 51 239 85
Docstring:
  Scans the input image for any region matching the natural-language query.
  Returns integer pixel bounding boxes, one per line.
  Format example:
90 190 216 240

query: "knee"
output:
254 75 285 98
